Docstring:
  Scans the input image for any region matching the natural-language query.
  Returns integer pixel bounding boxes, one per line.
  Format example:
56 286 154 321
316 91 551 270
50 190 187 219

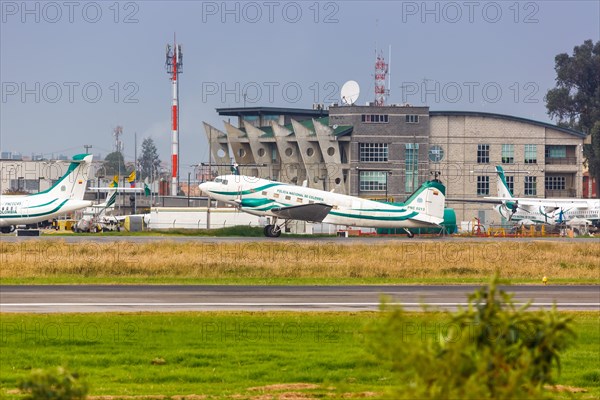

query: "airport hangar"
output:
203 105 586 225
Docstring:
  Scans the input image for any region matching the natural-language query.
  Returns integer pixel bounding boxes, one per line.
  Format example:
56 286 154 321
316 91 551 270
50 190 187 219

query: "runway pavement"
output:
1 285 598 313
1 234 598 244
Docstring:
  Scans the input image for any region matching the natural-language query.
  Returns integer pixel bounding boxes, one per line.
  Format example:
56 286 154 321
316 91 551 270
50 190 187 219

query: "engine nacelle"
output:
0 226 16 234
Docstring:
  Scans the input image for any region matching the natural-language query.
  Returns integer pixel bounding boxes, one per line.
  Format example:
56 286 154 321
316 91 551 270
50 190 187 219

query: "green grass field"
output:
1 312 598 399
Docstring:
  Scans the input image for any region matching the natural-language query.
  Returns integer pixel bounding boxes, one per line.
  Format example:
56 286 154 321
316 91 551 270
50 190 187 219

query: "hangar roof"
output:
430 111 586 138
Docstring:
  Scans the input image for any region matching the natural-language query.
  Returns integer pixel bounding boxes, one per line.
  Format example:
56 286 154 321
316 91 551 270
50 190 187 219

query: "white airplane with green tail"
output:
200 174 453 237
0 154 93 233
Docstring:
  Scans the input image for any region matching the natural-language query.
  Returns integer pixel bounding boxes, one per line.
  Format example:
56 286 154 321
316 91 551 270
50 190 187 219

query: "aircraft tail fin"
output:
32 154 93 201
495 166 514 199
98 189 117 210
404 180 446 222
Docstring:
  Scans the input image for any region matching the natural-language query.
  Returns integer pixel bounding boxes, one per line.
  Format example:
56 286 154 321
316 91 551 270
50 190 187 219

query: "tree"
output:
546 39 600 197
138 137 161 181
103 151 128 177
583 122 600 197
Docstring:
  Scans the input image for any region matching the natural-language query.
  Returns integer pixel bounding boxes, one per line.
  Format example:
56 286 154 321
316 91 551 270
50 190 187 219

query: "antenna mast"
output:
374 49 389 106
113 126 124 153
165 34 183 195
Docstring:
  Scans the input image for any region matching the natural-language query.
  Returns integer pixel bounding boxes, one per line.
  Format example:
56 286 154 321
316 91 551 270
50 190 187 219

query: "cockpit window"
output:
222 180 228 185
215 178 222 183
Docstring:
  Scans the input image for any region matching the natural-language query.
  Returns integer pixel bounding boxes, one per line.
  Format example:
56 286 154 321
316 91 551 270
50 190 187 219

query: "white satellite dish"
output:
341 80 360 105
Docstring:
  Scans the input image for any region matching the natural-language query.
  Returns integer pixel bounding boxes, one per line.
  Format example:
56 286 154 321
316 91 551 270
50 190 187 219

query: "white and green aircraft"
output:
73 188 119 233
0 154 93 233
484 166 599 225
199 174 448 237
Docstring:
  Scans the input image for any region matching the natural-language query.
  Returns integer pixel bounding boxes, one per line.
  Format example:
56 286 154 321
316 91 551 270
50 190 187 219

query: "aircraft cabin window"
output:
262 191 267 195
273 193 279 198
296 198 303 203
221 180 228 185
309 200 314 204
285 195 291 200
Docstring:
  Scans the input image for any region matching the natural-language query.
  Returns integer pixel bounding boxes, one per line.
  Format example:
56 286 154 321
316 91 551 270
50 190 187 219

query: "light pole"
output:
385 171 392 202
187 171 191 206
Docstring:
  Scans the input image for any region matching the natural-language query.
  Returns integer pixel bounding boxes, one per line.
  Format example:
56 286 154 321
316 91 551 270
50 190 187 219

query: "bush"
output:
19 366 88 400
368 277 575 399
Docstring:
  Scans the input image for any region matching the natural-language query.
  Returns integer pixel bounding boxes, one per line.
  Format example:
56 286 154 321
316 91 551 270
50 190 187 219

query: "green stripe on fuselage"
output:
28 198 58 209
329 210 419 221
1 199 70 219
240 198 275 208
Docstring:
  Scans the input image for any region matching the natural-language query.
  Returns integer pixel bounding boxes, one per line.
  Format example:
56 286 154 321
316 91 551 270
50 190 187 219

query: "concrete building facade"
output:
203 106 586 224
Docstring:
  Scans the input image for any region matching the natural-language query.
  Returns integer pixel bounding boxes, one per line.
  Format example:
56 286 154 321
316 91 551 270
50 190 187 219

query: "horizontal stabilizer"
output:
271 203 332 223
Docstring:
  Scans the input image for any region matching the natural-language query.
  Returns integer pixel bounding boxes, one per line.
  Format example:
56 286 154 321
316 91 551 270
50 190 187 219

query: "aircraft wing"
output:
271 203 333 223
485 197 591 208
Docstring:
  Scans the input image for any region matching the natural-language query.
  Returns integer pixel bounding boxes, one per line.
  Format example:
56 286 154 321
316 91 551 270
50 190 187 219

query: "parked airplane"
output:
73 189 120 233
467 166 600 225
199 174 451 237
0 154 93 233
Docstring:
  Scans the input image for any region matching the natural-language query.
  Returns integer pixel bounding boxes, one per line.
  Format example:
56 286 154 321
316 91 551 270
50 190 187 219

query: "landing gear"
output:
403 228 414 238
264 218 285 237
264 224 282 237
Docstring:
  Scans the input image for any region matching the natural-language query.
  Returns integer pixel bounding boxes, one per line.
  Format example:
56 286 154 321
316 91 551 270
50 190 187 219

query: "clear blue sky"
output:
1 1 599 177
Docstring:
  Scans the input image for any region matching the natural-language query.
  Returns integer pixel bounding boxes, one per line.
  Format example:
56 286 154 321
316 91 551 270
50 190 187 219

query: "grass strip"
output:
1 240 598 285
0 312 598 399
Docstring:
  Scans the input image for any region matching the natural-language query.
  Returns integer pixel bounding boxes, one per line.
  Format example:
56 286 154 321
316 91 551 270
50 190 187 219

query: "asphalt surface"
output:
1 235 599 244
1 285 598 313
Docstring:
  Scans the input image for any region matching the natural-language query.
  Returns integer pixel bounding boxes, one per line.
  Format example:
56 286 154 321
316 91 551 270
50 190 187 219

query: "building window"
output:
262 114 279 122
477 144 490 164
505 175 514 194
501 144 514 164
524 144 537 164
477 176 490 196
545 176 566 191
359 143 388 162
525 176 537 196
272 147 278 162
361 114 389 123
405 115 419 123
359 171 387 191
428 145 444 163
405 144 419 193
545 145 566 158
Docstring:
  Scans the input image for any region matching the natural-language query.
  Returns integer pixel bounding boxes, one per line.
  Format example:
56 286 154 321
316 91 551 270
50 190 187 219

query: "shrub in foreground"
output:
19 366 88 400
368 278 575 399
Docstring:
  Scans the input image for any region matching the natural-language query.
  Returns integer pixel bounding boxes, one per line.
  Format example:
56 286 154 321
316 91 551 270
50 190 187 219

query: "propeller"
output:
557 208 566 224
505 200 519 221
234 185 243 209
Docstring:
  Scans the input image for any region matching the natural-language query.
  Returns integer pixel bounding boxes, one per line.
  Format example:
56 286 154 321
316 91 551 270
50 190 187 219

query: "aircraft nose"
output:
199 182 210 196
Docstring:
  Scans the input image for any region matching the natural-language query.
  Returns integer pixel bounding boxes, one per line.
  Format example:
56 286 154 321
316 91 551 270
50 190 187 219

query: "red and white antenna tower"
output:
374 50 389 106
165 36 183 195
